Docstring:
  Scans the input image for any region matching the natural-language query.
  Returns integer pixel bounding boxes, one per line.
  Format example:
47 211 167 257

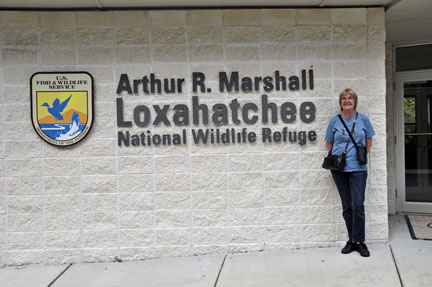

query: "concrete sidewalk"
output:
1 215 431 287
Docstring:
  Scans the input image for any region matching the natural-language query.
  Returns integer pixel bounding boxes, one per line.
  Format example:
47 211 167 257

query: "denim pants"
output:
331 170 367 243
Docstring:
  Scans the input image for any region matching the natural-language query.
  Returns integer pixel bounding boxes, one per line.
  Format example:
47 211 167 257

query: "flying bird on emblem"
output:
41 94 72 121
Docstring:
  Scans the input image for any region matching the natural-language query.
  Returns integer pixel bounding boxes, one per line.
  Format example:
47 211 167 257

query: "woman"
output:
325 88 375 257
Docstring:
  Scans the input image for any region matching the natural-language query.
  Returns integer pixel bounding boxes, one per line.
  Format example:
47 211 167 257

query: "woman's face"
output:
341 94 355 112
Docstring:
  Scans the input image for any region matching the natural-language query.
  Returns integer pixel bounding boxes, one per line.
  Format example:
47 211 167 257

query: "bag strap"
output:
338 113 359 150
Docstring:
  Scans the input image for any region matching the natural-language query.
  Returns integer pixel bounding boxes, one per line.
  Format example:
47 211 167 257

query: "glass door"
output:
395 70 432 213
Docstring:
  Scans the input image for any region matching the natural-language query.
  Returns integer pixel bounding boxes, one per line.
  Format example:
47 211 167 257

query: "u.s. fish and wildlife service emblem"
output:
31 72 94 146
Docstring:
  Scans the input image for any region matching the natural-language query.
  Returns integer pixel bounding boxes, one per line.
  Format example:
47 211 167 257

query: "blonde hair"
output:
339 88 358 111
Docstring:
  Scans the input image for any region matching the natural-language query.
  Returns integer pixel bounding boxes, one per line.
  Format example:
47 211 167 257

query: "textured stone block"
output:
223 10 259 26
301 170 334 187
40 29 76 46
113 11 149 27
3 66 39 84
189 27 223 44
333 25 367 42
194 209 227 227
299 151 327 170
265 189 299 206
120 229 154 247
156 174 190 191
81 157 116 175
263 153 298 171
4 104 29 122
83 193 117 211
191 173 226 191
7 177 43 195
8 214 43 232
333 43 367 59
77 12 112 27
3 85 29 104
119 193 154 211
301 206 335 224
152 27 186 44
297 44 331 60
2 48 38 65
8 251 45 265
6 159 42 177
264 171 299 189
115 46 150 64
78 47 113 64
193 228 229 245
367 41 385 59
82 230 118 248
82 212 117 230
228 154 262 172
226 45 259 61
261 26 295 43
5 141 41 158
296 9 331 25
154 155 189 174
368 25 385 42
189 45 223 62
46 231 81 249
8 232 44 250
45 212 81 231
261 9 295 26
45 195 80 212
80 139 116 157
334 62 368 78
152 45 187 62
302 224 335 241
118 156 153 174
118 174 153 193
225 27 259 43
267 225 301 243
156 228 191 245
119 211 154 229
40 48 77 65
44 158 80 176
8 196 44 213
192 191 227 209
188 10 222 26
1 29 38 46
228 173 263 190
156 210 191 228
301 187 335 205
45 250 82 264
331 8 366 24
296 26 331 42
190 154 227 173
156 192 189 210
44 176 80 194
265 207 301 225
151 10 187 26
261 43 296 61
230 226 266 244
230 208 266 226
82 248 118 263
77 28 113 46
81 176 117 194
230 191 264 208
115 28 150 45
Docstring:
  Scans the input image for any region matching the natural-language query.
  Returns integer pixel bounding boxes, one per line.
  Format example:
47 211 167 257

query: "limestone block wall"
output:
0 8 387 266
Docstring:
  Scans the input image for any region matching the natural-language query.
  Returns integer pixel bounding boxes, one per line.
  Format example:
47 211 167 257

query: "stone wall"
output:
0 8 387 266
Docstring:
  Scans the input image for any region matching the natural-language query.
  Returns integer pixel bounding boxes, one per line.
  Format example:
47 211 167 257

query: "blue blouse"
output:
325 112 375 172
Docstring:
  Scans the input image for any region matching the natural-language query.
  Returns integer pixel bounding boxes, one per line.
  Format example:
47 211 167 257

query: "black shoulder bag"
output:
322 113 358 170
338 113 367 165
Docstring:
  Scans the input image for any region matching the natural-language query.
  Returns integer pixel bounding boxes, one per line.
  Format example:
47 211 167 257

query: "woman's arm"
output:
366 138 372 153
326 142 333 151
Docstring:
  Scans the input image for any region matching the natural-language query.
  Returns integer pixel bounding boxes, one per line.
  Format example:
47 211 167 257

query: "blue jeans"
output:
331 170 367 243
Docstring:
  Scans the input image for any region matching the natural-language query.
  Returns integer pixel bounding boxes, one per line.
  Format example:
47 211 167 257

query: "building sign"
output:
30 72 94 146
116 69 317 147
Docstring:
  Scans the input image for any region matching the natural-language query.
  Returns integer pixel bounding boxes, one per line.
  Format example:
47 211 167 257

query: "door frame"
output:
395 69 432 213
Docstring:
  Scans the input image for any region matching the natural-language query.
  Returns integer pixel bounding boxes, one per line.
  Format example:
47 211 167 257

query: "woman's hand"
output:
326 142 333 151
366 138 372 153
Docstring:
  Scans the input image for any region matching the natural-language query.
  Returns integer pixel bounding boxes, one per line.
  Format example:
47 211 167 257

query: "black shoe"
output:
341 241 357 254
357 243 370 257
